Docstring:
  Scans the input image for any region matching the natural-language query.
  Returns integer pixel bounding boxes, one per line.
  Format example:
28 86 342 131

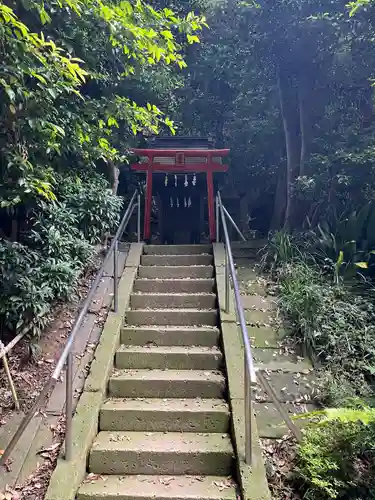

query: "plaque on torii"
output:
130 137 229 242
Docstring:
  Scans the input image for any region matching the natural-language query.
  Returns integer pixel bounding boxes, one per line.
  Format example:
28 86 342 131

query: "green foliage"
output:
274 253 375 383
260 231 306 272
296 408 375 499
0 0 206 208
308 204 375 282
348 0 372 16
56 175 123 243
0 174 119 339
29 200 95 265
179 0 375 235
263 230 375 497
277 261 325 358
319 372 374 408
0 0 206 340
0 241 53 337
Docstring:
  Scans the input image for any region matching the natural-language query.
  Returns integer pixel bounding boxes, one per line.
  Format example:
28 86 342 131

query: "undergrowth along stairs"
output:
77 244 239 500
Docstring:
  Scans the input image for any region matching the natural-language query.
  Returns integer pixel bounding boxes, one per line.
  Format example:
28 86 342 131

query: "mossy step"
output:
254 370 317 403
141 254 213 266
253 348 312 372
115 345 223 370
120 326 220 347
89 431 234 475
244 309 274 326
241 294 276 310
138 266 214 279
255 402 316 438
126 309 218 327
77 474 237 500
247 326 286 348
236 267 259 282
130 293 217 310
100 398 230 433
133 278 215 294
109 369 226 399
231 240 267 249
239 281 267 297
144 245 212 255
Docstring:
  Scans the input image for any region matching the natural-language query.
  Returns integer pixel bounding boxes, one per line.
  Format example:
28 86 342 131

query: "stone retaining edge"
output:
45 243 143 500
213 243 271 500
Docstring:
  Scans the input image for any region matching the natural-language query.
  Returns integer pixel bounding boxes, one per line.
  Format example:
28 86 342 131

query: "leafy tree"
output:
0 0 206 337
0 0 206 213
180 0 375 233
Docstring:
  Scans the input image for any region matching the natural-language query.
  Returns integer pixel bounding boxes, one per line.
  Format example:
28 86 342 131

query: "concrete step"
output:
115 346 223 370
133 278 215 294
78 474 237 500
89 431 234 475
253 348 312 372
109 370 226 399
248 326 285 348
121 326 220 347
138 266 214 279
255 401 316 439
232 240 267 249
144 245 212 255
130 293 217 310
232 249 259 259
141 254 213 267
254 370 316 403
126 309 218 327
241 294 277 310
100 398 230 433
244 309 272 326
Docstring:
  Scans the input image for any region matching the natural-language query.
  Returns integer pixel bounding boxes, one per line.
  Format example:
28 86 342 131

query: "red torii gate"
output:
130 145 229 242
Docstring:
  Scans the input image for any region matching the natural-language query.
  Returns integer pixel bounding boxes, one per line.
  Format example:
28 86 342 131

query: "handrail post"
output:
215 191 302 469
244 361 253 465
65 351 73 460
113 240 118 313
137 194 141 242
225 249 230 313
222 205 246 242
216 195 220 243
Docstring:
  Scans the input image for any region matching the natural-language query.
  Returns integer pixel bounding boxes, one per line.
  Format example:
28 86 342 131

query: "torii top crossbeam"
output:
131 137 229 242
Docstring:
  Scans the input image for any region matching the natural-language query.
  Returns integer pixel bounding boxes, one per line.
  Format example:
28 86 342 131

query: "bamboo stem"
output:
0 341 20 411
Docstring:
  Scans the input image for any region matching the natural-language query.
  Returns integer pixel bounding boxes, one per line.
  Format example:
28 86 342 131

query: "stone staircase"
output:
77 244 238 500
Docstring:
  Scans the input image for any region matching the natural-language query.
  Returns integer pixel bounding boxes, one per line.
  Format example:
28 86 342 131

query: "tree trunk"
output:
270 170 287 230
239 193 251 239
298 82 312 176
107 161 119 195
278 69 301 230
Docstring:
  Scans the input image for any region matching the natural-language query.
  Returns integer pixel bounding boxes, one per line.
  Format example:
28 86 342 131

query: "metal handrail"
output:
0 190 141 466
222 205 246 242
216 192 301 465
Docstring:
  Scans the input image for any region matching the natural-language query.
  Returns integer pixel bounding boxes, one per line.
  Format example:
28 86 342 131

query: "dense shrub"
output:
320 372 375 409
0 174 121 340
56 174 123 243
278 262 375 384
296 409 375 499
0 241 53 338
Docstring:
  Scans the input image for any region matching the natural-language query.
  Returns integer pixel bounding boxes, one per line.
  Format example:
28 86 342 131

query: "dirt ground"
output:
261 437 302 500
